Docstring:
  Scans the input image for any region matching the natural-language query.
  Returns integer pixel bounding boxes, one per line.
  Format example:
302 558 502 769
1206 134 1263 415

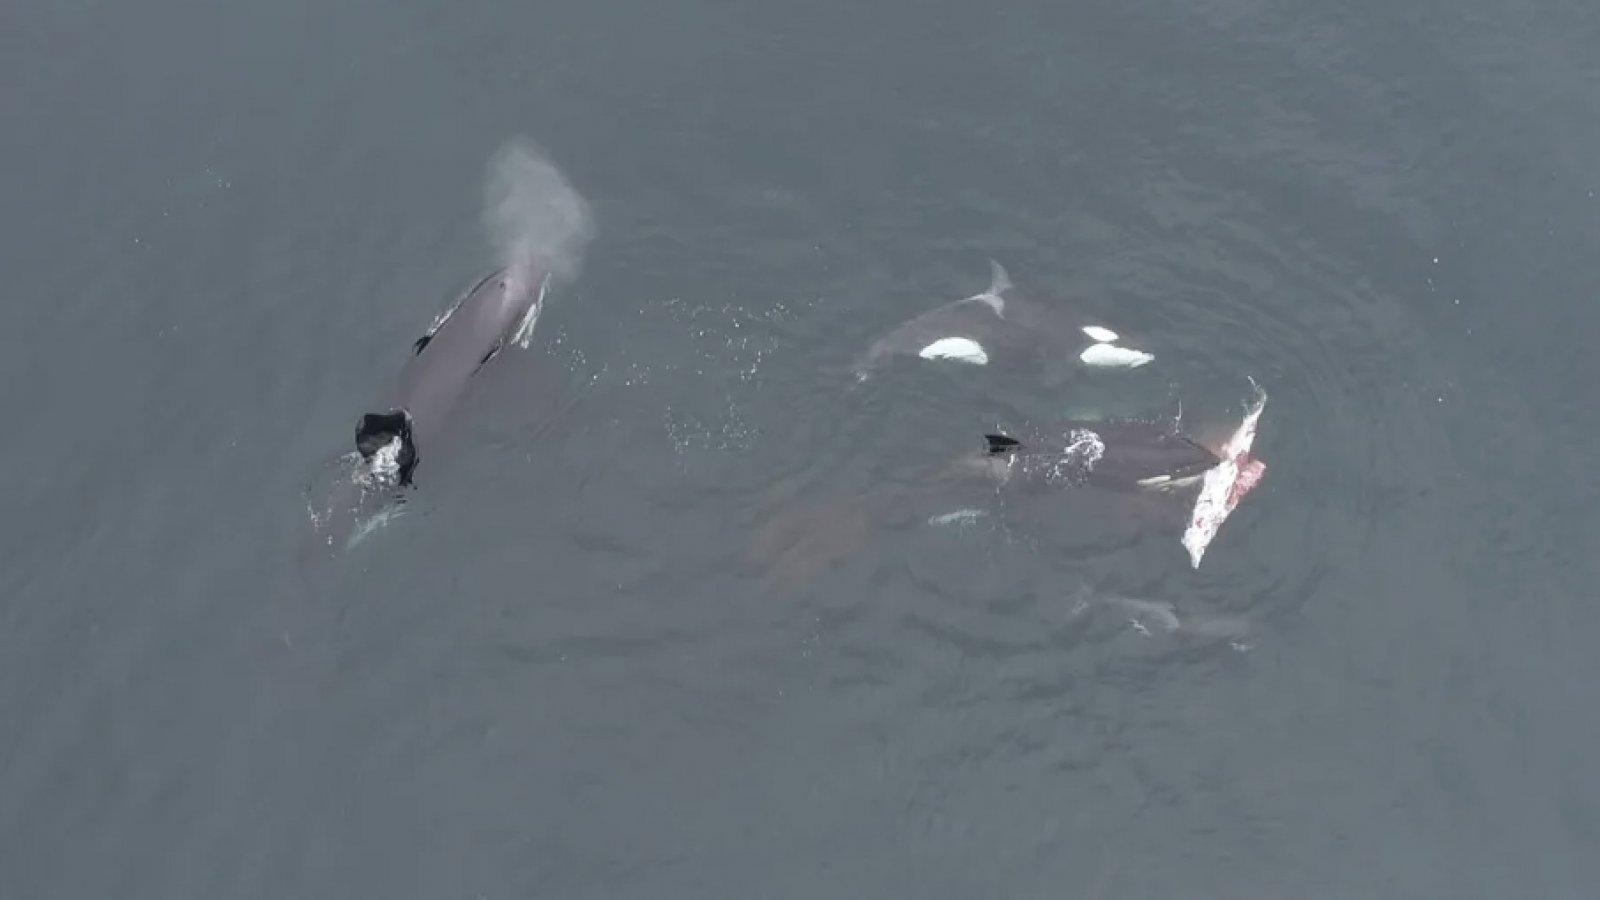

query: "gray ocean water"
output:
5 1 1599 897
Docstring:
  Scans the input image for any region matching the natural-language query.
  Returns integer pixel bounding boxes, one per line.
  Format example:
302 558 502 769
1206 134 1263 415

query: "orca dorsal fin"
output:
984 433 1022 455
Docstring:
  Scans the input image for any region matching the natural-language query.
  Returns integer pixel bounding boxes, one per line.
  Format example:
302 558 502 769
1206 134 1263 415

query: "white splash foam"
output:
359 437 404 488
426 303 458 338
348 504 407 548
1048 428 1105 484
1136 472 1203 491
1079 342 1154 368
919 337 988 364
1081 325 1120 343
512 270 552 349
1181 385 1268 568
1065 428 1105 467
929 508 989 526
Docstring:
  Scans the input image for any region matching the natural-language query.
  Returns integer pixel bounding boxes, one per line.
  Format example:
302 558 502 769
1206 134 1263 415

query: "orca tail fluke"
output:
984 433 1023 455
355 409 419 486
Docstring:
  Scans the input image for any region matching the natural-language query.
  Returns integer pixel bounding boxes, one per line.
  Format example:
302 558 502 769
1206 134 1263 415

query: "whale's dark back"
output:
350 266 543 485
983 419 1218 490
1085 421 1217 485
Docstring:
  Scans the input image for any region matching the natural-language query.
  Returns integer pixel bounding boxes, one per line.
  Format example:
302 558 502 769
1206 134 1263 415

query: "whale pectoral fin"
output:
984 434 1023 455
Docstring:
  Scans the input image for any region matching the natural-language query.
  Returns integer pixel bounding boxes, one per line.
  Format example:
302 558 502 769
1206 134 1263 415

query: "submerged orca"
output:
851 261 1155 381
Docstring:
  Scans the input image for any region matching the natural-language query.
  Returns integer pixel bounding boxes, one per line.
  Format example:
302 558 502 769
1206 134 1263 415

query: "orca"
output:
963 384 1269 567
300 266 556 560
354 265 550 489
973 419 1219 491
300 137 593 561
850 261 1155 382
746 385 1268 586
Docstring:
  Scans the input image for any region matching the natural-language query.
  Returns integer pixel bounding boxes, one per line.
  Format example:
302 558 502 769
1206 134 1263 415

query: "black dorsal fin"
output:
984 434 1022 455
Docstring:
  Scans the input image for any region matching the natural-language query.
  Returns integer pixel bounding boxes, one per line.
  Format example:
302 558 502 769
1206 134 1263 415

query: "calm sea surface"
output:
4 1 1599 897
